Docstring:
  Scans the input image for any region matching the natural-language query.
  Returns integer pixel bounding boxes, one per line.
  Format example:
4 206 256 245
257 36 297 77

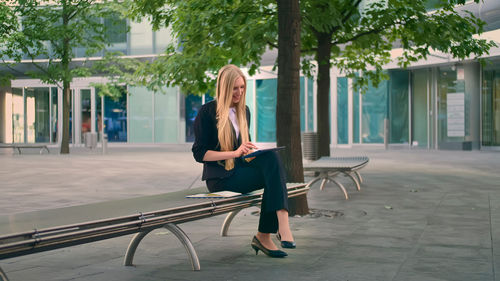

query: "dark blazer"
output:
191 100 251 181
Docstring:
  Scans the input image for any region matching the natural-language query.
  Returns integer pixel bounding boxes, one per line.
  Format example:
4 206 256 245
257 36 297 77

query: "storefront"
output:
0 78 181 146
1 60 499 151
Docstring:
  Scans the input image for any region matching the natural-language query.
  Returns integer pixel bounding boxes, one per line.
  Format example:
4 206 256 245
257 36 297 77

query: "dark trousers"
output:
207 151 289 233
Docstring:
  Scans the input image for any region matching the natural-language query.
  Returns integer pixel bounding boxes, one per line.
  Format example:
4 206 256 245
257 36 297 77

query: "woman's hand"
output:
234 142 258 158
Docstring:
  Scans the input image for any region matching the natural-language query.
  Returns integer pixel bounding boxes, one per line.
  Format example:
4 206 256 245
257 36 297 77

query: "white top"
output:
229 107 239 140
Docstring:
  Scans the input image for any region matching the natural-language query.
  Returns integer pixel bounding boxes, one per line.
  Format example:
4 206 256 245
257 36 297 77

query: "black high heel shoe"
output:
251 236 288 258
276 233 296 249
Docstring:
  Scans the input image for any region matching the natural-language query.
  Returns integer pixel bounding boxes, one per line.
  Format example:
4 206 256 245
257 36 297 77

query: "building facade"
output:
1 1 499 151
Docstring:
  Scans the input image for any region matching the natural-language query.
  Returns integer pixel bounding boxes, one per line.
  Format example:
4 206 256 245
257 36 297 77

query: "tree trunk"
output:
60 1 71 154
316 32 333 158
61 85 70 154
276 0 308 216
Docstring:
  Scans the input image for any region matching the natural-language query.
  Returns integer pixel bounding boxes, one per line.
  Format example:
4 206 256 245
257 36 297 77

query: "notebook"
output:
185 191 242 198
242 146 285 159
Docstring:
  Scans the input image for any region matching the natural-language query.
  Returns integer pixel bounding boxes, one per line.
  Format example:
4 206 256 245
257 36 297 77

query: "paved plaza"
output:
0 145 499 281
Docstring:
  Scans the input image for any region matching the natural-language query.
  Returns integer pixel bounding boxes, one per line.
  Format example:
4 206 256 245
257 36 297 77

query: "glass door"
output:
482 64 500 147
411 69 430 148
437 66 466 149
80 89 92 143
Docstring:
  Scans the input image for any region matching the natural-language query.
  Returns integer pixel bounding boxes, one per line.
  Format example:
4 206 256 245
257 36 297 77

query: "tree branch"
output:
332 28 383 45
68 0 91 20
328 0 363 35
300 47 317 53
332 20 402 46
1 60 25 76
267 40 278 49
23 48 62 88
341 0 363 24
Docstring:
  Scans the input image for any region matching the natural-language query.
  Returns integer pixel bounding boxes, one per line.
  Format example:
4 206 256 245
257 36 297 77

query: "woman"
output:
192 64 295 258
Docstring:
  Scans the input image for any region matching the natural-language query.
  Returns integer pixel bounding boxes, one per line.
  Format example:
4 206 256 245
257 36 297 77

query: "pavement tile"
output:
395 257 494 281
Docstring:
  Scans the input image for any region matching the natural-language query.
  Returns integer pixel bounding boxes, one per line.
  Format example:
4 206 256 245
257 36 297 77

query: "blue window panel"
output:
104 95 127 142
185 94 202 142
307 77 314 131
389 70 409 144
300 77 305 132
353 88 360 143
337 77 348 144
362 79 388 143
245 80 255 139
256 79 277 142
129 86 153 143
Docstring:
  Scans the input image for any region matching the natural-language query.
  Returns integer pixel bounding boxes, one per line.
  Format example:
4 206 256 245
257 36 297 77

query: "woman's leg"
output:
249 152 294 243
277 209 294 242
210 167 281 250
211 151 294 248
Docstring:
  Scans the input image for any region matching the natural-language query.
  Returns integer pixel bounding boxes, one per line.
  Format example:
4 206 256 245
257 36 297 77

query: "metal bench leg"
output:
319 178 328 191
123 224 201 271
305 176 323 188
354 171 363 183
0 266 9 281
220 209 242 237
327 177 349 200
164 223 200 271
124 229 153 266
342 172 361 191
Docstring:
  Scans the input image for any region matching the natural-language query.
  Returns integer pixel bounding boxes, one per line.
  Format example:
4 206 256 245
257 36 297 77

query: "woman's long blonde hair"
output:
216 64 250 170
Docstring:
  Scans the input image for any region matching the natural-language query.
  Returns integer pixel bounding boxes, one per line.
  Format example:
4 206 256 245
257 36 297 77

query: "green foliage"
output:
0 2 18 41
124 0 495 94
89 51 144 99
301 0 495 91
0 0 129 88
124 0 277 96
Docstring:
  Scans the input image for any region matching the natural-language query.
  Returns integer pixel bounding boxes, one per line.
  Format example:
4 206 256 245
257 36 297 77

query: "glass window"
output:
411 69 430 148
69 89 74 144
12 88 24 143
104 93 127 142
362 79 388 143
256 79 277 142
129 19 154 55
307 77 314 131
185 94 202 142
437 66 466 147
155 87 178 143
51 87 58 143
80 89 91 141
25 87 50 143
104 14 127 54
96 94 102 136
300 77 305 132
482 61 500 146
128 86 153 143
389 70 409 144
74 16 101 58
337 77 348 144
246 80 255 138
353 87 360 143
155 26 174 54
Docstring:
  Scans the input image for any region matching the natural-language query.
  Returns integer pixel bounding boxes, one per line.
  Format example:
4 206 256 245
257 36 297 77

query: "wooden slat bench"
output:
0 183 308 281
0 144 50 154
303 156 369 199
